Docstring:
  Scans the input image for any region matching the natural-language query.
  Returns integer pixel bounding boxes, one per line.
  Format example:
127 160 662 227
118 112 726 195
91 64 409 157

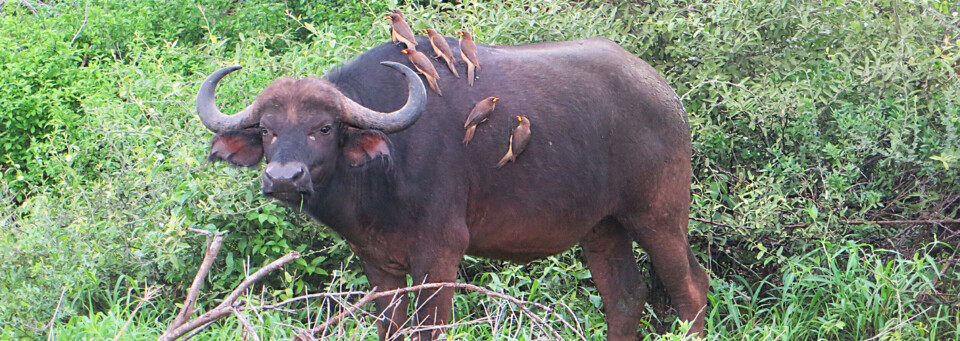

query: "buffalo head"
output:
196 62 427 203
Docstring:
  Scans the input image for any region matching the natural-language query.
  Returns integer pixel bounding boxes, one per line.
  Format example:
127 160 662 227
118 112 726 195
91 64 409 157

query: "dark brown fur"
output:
206 37 708 341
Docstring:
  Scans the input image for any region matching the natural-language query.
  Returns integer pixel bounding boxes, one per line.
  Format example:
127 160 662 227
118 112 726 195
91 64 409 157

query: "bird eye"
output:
319 125 332 134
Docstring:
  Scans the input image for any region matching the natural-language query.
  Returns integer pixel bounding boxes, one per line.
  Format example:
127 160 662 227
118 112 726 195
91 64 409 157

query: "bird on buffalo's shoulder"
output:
387 12 417 49
402 48 442 96
463 96 498 144
423 28 460 78
496 115 531 168
457 30 481 86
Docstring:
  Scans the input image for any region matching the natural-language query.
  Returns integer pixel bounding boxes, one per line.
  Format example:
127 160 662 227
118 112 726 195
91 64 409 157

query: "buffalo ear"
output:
209 128 264 167
342 128 392 167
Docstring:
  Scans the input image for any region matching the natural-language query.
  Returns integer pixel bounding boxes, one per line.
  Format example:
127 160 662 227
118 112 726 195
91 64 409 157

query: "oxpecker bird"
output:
402 49 442 96
462 96 498 144
387 12 417 49
457 30 481 86
496 115 531 168
423 28 460 78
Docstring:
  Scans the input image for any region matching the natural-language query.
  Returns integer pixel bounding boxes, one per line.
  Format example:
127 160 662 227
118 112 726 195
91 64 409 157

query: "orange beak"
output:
492 98 499 102
401 49 409 54
516 116 522 121
457 31 463 36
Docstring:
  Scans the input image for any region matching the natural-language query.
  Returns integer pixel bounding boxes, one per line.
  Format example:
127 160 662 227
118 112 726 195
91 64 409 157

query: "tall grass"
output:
2 0 958 339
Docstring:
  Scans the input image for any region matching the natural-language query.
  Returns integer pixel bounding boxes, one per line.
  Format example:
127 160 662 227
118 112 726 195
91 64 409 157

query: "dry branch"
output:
689 216 960 230
232 308 261 341
293 282 577 341
158 251 301 341
164 230 226 335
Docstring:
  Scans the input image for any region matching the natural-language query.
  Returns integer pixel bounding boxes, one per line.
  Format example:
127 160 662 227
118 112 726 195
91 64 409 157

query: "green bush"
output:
2 0 958 339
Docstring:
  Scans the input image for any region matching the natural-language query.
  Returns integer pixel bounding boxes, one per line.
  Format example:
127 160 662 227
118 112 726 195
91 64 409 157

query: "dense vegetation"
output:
2 0 958 339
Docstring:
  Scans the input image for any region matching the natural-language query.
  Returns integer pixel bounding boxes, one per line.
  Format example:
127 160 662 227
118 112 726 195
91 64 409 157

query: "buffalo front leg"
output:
404 219 469 341
408 256 461 341
362 264 411 341
581 218 647 341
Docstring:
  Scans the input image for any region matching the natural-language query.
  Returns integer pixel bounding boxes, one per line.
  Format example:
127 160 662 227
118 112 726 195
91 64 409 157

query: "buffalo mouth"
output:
263 190 311 203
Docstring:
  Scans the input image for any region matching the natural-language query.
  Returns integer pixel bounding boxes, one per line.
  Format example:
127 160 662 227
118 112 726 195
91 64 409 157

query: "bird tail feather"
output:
445 57 460 78
467 63 475 86
428 77 442 96
463 126 477 144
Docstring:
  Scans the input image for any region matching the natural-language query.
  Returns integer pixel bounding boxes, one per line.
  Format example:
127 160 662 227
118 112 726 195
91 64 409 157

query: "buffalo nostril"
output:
265 162 307 181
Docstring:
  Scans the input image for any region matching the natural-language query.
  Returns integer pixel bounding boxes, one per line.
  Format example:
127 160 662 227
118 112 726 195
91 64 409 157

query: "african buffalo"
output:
197 36 708 340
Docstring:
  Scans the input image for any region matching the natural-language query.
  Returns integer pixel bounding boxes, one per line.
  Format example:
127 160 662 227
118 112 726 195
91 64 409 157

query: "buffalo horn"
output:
196 66 259 133
339 61 427 133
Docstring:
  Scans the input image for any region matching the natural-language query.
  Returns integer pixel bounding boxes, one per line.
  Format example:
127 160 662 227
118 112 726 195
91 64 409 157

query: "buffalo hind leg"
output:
621 213 709 335
581 217 647 341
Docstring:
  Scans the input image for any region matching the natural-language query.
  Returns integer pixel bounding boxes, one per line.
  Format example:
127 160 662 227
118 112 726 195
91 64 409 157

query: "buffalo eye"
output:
319 125 333 134
260 127 270 136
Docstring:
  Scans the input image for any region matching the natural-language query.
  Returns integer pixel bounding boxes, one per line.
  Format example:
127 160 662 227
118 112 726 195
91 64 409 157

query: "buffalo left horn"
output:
339 61 427 133
196 65 260 133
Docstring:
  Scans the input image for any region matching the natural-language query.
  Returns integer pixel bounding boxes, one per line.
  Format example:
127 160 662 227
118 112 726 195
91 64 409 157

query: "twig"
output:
114 285 159 341
69 0 89 46
300 288 379 338
159 251 301 341
845 219 960 225
164 230 227 335
294 282 565 341
689 217 960 230
862 306 933 341
46 286 66 341
257 291 367 311
181 320 216 341
186 227 229 236
232 308 261 341
395 316 493 336
18 0 38 16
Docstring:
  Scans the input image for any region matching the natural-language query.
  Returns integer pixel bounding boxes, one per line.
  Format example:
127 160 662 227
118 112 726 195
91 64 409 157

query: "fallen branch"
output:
863 306 933 341
293 282 577 341
114 285 159 341
232 308 261 341
45 286 66 341
158 251 301 341
69 0 88 46
690 216 960 230
164 230 227 335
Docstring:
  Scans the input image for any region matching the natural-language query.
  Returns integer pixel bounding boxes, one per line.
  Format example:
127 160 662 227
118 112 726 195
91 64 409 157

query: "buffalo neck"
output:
302 157 404 243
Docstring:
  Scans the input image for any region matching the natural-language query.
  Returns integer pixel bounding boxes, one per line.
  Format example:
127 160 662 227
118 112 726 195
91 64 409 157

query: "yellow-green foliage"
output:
1 0 958 339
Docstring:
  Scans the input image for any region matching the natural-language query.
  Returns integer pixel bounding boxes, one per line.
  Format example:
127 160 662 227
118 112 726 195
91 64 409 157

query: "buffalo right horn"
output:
196 66 260 133
339 61 427 133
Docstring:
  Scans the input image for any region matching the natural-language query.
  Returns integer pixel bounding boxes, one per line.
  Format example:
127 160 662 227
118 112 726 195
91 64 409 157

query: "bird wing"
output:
460 39 479 66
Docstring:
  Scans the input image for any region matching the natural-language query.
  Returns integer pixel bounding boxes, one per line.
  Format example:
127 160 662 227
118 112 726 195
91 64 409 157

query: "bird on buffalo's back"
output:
387 12 417 49
496 115 531 168
463 96 498 144
402 48 442 96
457 30 481 86
423 28 460 78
